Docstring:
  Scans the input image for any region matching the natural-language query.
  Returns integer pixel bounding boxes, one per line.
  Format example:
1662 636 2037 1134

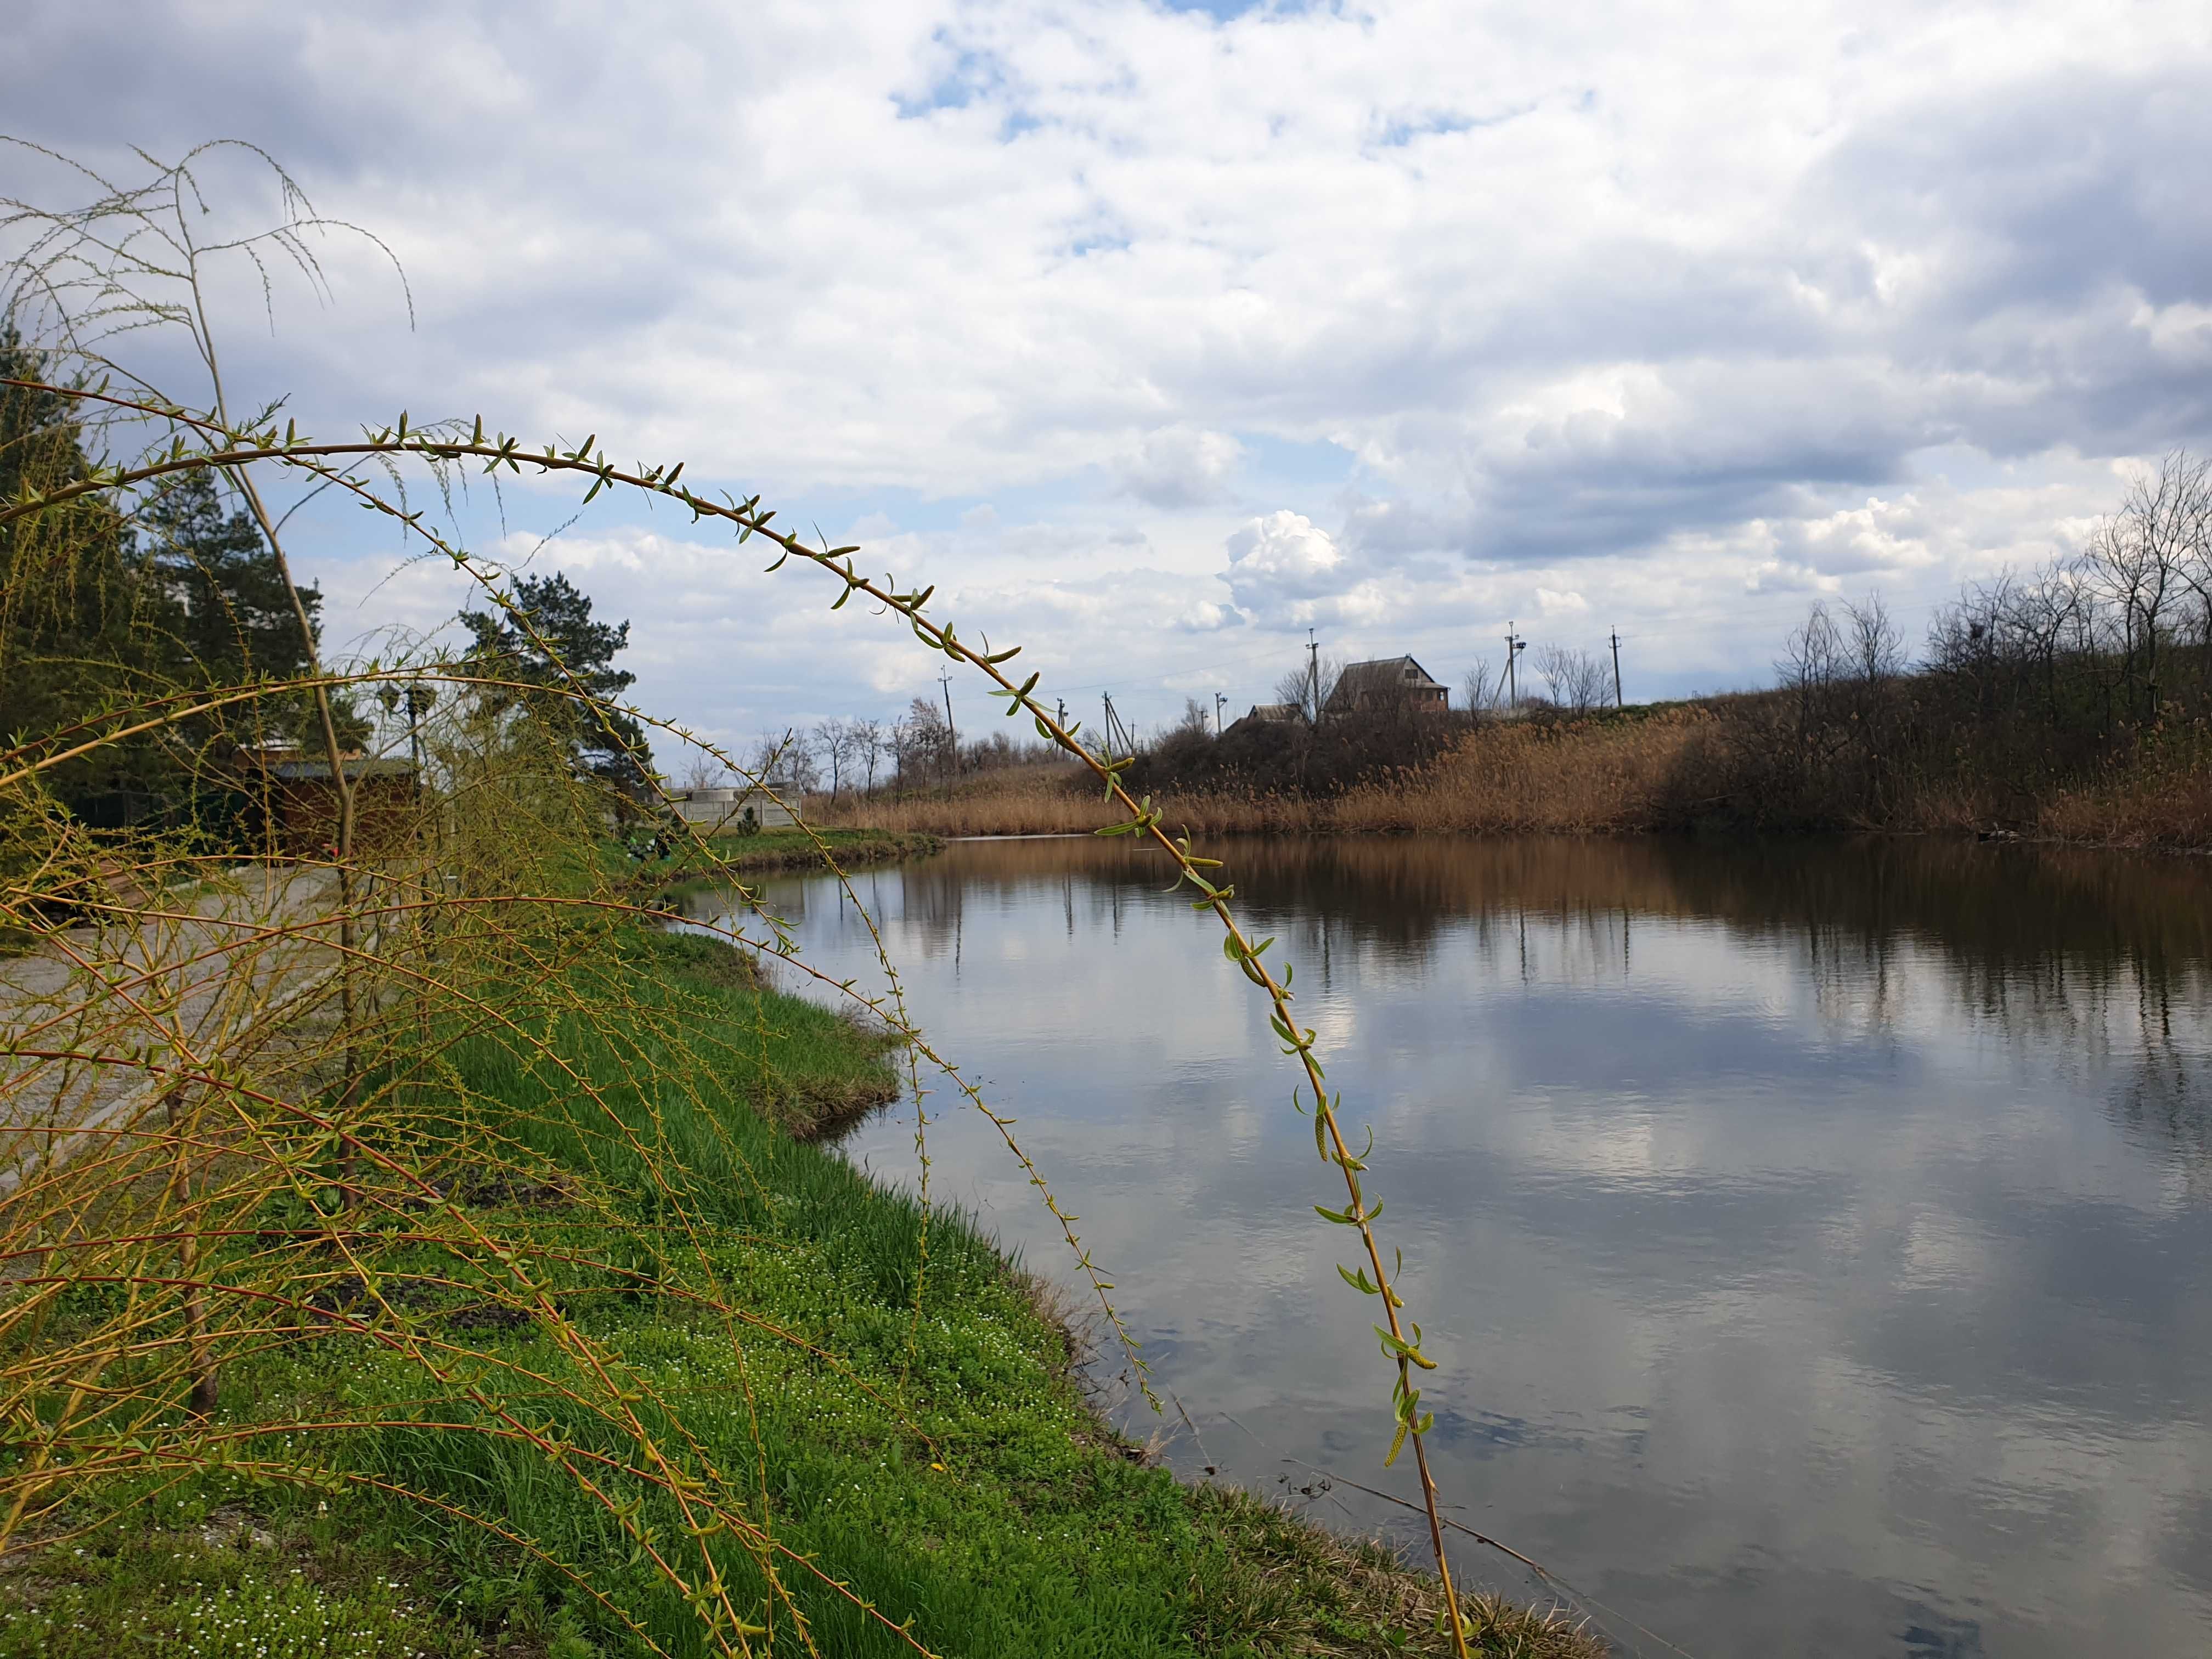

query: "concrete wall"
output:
672 787 798 831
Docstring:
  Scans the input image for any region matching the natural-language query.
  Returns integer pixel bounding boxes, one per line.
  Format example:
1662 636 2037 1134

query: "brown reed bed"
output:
817 707 2212 854
815 715 1705 840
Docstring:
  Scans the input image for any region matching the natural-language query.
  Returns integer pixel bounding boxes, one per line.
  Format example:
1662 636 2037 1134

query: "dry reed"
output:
819 715 1706 840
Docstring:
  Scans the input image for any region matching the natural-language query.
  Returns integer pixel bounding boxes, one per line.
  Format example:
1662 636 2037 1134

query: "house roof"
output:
1327 656 1447 708
256 758 417 782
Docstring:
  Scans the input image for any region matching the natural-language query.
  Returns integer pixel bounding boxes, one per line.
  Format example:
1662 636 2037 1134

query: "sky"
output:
5 0 2210 753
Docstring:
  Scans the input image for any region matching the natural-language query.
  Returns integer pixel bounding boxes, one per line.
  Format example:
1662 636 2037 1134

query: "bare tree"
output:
2163 450 2212 667
751 729 817 794
1779 602 1845 694
852 718 885 792
811 718 848 800
2108 448 2211 716
1461 659 1502 715
679 752 728 792
1533 645 1610 715
896 695 952 783
1273 653 1342 726
1841 593 1903 685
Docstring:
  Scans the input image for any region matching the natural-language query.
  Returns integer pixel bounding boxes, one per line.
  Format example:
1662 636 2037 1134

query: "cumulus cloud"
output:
1115 426 1245 508
1226 511 1342 592
1221 511 1395 629
1 0 2207 725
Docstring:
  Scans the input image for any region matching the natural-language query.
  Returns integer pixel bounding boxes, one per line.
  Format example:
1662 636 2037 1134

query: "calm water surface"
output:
706 836 2212 1658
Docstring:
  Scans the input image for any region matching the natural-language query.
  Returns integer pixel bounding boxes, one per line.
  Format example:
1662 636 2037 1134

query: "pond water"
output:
701 834 2212 1658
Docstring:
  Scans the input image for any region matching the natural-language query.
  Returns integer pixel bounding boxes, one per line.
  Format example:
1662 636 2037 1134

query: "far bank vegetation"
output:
814 452 2212 851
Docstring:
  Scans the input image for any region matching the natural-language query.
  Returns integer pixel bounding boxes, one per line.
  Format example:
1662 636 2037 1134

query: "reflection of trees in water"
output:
801 847 1156 967
757 833 2212 1165
2108 1019 2212 1196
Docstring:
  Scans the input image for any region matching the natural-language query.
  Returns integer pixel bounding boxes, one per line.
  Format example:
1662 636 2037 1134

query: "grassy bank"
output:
1 924 1595 1658
700 828 944 873
814 709 2212 852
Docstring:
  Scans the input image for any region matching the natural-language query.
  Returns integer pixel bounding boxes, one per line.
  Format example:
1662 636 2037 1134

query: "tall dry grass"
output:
2035 749 2212 849
819 714 1707 839
828 704 2212 855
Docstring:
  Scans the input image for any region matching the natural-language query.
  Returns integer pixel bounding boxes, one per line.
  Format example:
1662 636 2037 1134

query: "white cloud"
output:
1222 509 1397 627
1225 511 1343 594
2 0 2207 728
1116 426 1245 509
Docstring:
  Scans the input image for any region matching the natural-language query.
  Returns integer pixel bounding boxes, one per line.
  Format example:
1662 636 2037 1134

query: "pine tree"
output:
141 468 349 753
459 570 651 795
0 333 180 810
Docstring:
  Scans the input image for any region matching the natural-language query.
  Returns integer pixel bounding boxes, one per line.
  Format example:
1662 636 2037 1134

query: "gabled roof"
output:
1339 655 1444 689
1326 656 1447 710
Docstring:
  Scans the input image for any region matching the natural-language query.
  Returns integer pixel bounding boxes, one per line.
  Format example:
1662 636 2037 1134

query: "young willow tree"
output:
0 141 1499 1659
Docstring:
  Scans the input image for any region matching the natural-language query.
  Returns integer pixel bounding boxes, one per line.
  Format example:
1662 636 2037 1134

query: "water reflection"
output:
704 835 2212 1658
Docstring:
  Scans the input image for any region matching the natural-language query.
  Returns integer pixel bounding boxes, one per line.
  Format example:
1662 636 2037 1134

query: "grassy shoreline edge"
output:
2 922 1598 1659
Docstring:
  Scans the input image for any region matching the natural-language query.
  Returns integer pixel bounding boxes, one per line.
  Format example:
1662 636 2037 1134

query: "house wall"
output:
263 776 421 856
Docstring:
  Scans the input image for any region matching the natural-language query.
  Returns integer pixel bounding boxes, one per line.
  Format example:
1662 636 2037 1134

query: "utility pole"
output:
1056 697 1066 731
939 669 956 782
1102 693 1135 760
1610 629 1624 709
1307 628 1321 727
1504 623 1526 709
402 680 436 961
1214 691 1227 736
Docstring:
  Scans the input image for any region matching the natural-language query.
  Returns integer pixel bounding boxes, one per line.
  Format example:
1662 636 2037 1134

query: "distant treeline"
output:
1672 449 2211 834
827 451 2212 849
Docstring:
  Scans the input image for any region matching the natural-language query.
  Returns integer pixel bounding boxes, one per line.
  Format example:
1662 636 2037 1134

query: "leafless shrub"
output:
1533 645 1611 716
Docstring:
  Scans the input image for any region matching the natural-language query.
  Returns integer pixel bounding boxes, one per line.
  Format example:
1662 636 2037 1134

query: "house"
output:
1324 656 1449 716
672 783 798 833
1223 701 1304 735
234 753 420 855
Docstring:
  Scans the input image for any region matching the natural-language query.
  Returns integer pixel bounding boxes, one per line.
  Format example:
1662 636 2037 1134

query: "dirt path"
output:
0 864 359 1194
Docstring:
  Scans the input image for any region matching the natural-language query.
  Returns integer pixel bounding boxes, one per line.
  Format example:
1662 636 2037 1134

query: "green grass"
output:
616 827 940 885
701 827 941 871
0 1519 494 1658
1 926 1595 1658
